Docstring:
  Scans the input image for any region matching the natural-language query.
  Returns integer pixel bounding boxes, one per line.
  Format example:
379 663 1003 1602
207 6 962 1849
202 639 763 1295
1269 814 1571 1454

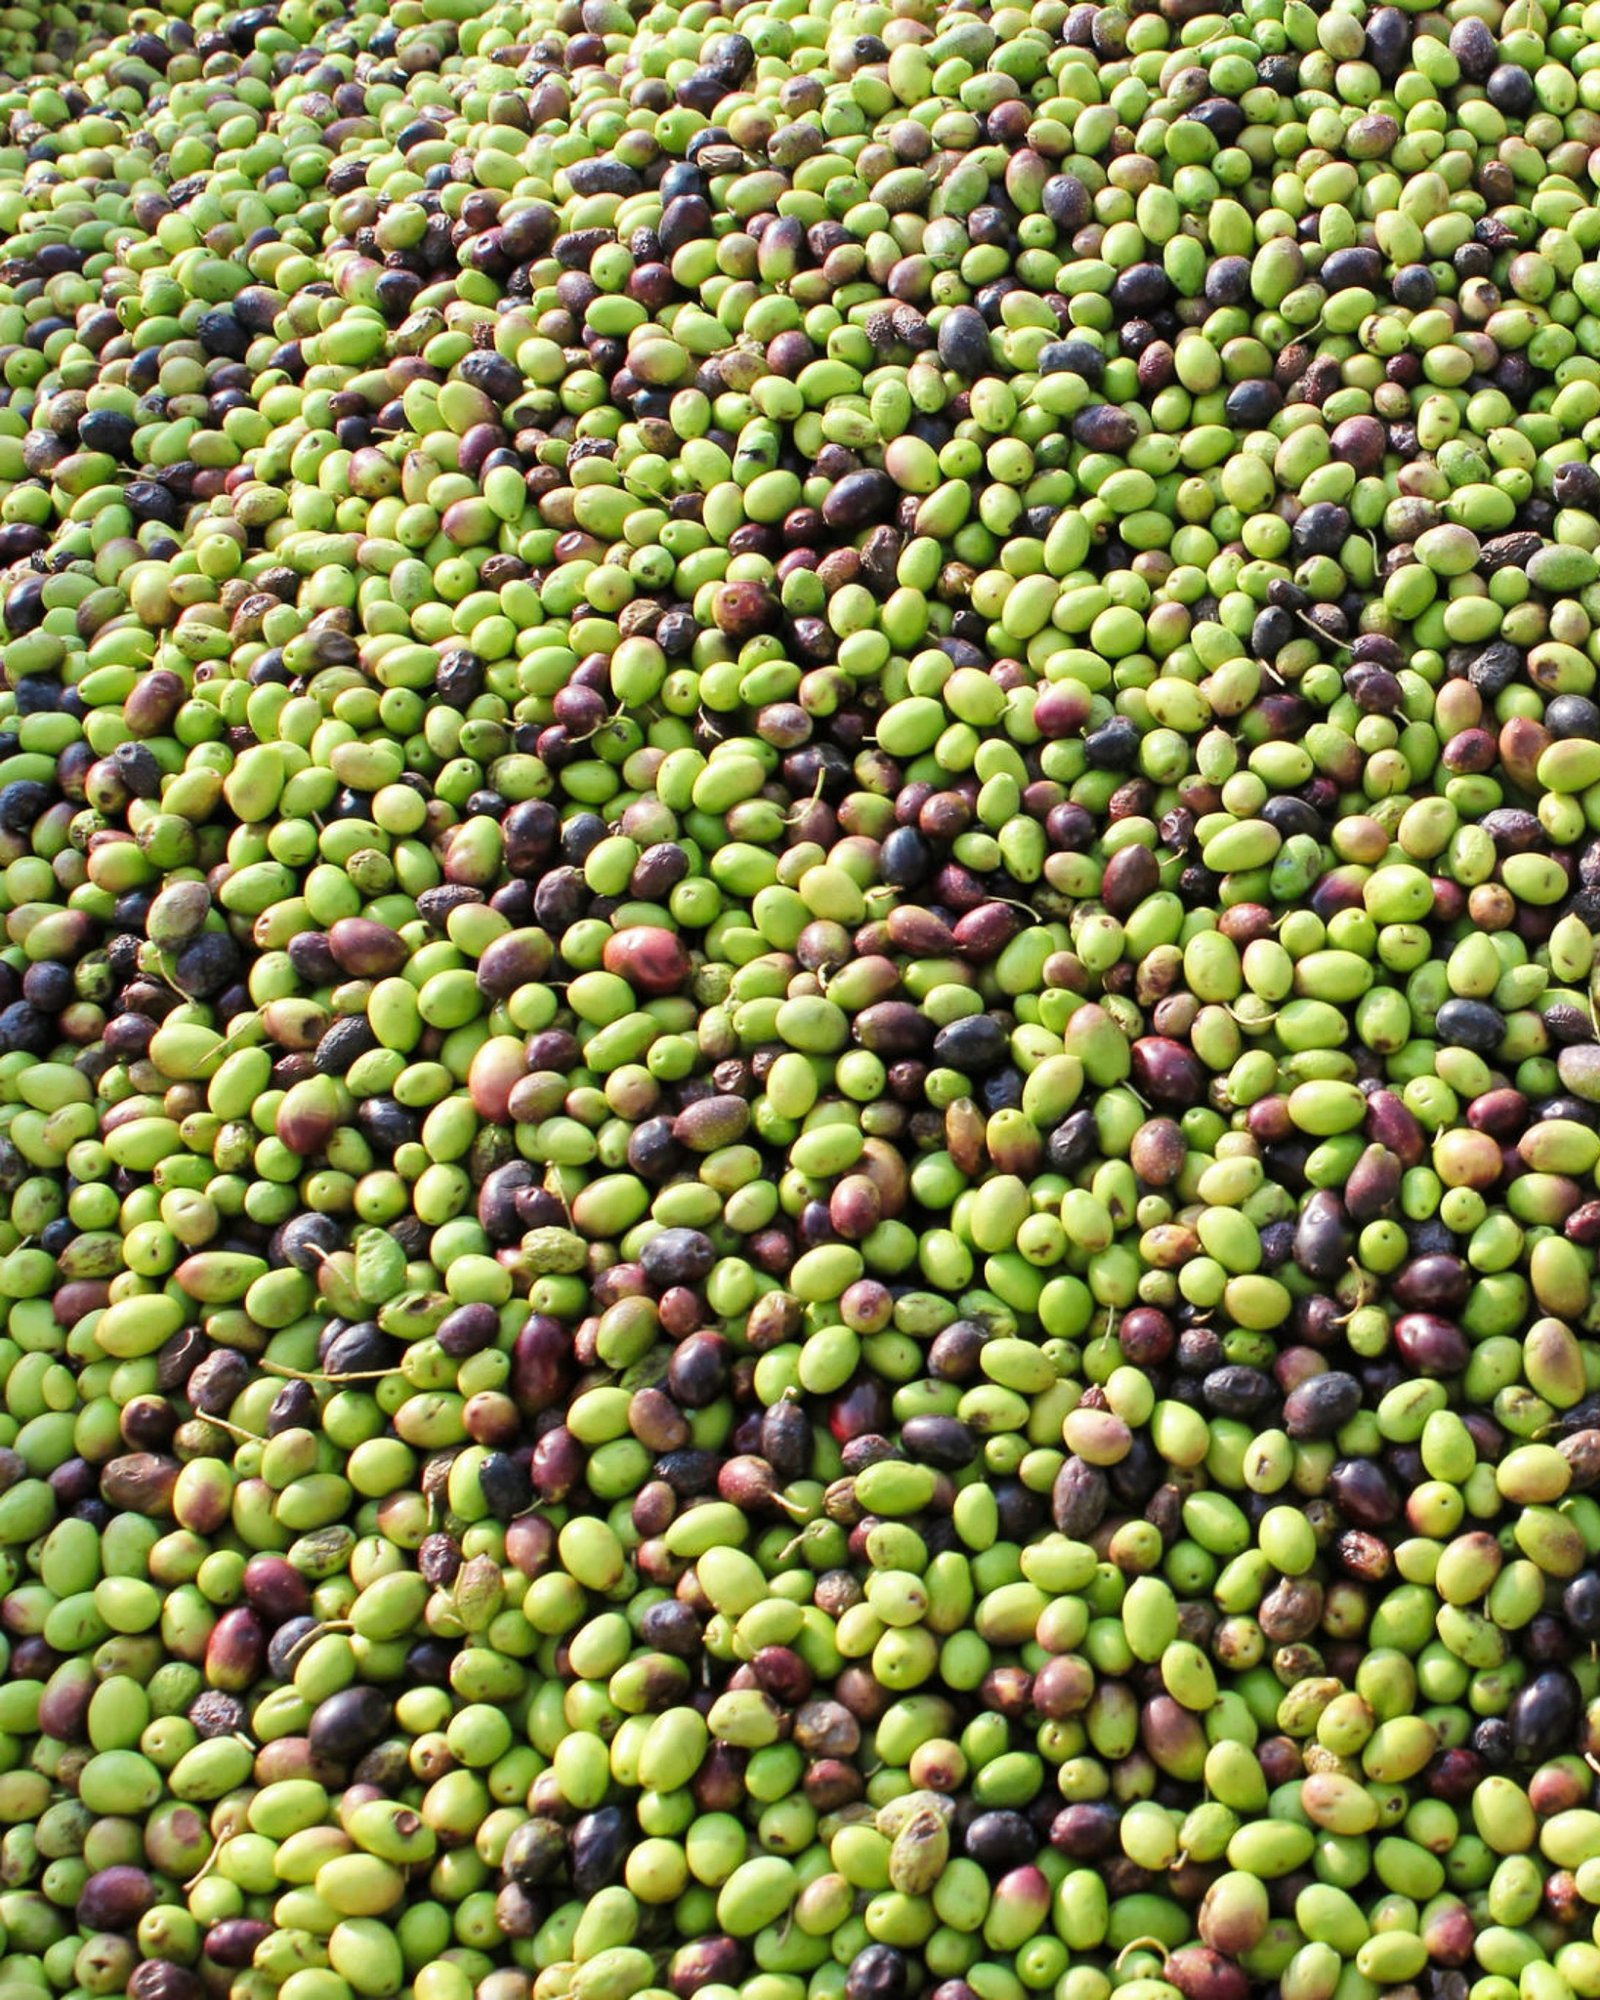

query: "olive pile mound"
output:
15 1 1600 2000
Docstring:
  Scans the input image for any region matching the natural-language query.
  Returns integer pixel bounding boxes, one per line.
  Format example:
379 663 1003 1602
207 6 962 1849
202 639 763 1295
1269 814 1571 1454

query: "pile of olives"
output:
8 0 1600 1999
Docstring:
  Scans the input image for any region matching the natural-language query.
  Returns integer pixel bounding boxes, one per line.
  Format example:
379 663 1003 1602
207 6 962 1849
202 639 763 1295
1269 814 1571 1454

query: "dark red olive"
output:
505 1514 555 1577
1326 1457 1400 1527
1165 1947 1251 2000
1393 1311 1471 1376
512 1315 568 1413
602 925 691 994
1344 1144 1401 1221
203 1920 273 1968
326 916 408 976
129 1963 204 2000
242 1556 310 1623
530 1425 583 1500
1129 1037 1205 1105
1390 1254 1471 1312
668 1939 746 1999
204 1607 267 1691
1364 1088 1427 1164
751 1645 812 1704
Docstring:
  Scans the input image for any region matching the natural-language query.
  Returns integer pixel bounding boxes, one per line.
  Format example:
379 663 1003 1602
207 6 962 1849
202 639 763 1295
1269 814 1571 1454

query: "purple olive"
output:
76 1865 155 1931
1393 1312 1471 1376
203 1920 273 1968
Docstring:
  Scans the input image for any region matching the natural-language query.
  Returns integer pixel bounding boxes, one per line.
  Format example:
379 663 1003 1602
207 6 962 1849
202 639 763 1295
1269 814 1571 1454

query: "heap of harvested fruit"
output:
7 0 1600 1998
